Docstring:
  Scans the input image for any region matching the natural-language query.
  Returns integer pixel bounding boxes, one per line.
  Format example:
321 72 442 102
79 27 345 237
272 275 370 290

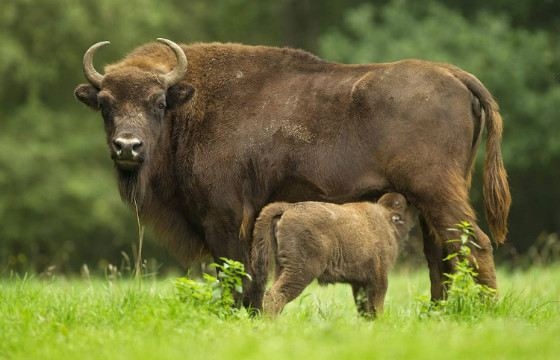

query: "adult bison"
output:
74 38 510 306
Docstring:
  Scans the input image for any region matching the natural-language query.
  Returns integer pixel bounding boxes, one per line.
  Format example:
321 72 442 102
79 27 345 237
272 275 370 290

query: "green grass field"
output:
1 266 559 360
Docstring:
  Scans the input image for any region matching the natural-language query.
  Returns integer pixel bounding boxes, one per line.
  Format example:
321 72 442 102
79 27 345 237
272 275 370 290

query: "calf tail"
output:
251 202 291 299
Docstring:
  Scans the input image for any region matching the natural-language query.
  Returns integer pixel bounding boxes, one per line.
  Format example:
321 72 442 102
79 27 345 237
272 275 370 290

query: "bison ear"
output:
166 83 195 110
74 84 99 110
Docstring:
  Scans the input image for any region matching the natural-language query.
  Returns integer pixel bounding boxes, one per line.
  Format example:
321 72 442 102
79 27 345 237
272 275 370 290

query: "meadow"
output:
1 2 558 359
1 266 559 360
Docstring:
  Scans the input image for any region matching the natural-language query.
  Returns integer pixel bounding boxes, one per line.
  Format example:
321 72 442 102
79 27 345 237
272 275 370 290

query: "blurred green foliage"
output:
0 0 558 273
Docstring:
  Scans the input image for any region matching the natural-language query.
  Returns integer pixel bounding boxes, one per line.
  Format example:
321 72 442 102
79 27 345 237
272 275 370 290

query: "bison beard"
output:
117 170 140 205
74 39 511 308
117 165 149 208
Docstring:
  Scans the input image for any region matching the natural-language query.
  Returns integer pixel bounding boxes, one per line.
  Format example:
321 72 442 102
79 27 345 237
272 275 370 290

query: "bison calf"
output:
251 193 416 317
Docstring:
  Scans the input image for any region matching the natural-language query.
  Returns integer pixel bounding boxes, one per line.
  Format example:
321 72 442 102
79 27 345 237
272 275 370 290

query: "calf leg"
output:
263 270 315 316
364 270 389 318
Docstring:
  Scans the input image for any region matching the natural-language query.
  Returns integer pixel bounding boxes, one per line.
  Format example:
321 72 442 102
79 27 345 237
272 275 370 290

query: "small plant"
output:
175 258 252 317
418 221 496 319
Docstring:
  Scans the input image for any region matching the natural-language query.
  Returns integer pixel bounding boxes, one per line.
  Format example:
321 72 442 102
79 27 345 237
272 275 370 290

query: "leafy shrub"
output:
175 258 251 317
418 221 496 319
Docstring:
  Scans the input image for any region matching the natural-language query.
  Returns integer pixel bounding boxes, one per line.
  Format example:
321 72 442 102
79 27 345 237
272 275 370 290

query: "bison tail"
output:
251 202 291 297
450 67 511 245
482 102 511 245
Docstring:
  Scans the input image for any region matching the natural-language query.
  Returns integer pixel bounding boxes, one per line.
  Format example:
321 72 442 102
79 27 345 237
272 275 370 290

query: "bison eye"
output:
158 101 166 110
99 102 112 120
97 95 114 120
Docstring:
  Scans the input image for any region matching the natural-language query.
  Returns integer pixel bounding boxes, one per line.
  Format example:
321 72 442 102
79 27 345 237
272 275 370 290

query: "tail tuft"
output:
482 105 511 244
447 65 511 244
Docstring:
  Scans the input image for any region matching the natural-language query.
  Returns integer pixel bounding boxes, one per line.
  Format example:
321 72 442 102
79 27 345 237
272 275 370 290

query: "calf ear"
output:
166 83 195 110
378 193 407 211
74 84 99 110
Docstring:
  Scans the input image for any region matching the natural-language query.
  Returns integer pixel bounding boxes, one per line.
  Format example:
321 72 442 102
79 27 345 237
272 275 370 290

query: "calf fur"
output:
251 193 416 317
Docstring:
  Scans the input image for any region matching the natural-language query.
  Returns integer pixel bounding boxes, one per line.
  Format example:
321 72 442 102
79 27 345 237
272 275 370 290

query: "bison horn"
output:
83 41 110 89
157 38 188 87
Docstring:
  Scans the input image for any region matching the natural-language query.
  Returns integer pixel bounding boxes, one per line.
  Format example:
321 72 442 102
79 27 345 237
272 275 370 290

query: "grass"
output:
1 266 559 360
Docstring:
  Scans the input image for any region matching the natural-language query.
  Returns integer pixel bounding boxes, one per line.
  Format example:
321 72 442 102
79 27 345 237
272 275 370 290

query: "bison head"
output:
74 39 194 174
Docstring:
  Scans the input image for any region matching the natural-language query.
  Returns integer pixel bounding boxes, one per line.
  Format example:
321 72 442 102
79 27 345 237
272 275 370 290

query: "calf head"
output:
377 192 417 238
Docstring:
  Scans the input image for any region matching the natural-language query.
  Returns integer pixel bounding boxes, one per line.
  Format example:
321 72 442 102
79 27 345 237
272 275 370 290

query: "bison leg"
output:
470 224 497 289
351 283 368 316
203 216 264 309
420 216 449 300
410 171 497 298
243 277 265 311
237 200 266 310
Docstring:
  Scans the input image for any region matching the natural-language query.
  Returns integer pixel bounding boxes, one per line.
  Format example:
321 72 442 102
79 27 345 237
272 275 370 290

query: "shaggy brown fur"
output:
251 193 416 317
74 40 511 305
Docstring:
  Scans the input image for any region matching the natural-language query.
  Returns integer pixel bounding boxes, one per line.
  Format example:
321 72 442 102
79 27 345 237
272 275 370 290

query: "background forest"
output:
1 0 559 274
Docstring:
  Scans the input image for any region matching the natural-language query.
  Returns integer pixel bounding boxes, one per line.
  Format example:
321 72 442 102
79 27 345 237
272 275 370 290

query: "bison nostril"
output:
112 139 123 154
132 141 143 152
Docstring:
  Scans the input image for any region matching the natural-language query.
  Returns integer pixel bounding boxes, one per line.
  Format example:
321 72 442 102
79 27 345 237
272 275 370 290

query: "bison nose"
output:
112 137 143 159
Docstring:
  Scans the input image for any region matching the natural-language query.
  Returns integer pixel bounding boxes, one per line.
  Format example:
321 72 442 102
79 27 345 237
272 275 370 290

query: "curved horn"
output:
157 38 188 87
83 41 110 88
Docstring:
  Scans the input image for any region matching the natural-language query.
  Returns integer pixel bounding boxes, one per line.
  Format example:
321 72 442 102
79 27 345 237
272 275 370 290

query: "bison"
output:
251 193 416 317
74 38 510 307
